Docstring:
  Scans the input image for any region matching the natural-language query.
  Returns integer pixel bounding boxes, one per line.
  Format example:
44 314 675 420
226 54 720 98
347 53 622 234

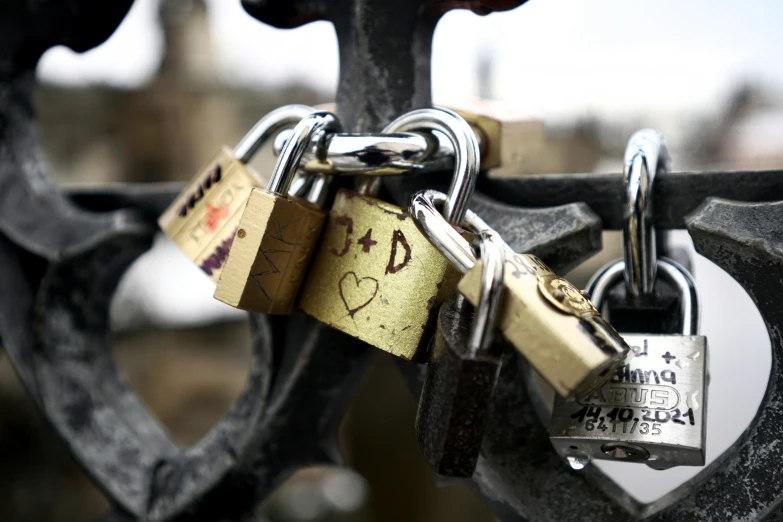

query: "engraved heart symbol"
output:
338 271 379 318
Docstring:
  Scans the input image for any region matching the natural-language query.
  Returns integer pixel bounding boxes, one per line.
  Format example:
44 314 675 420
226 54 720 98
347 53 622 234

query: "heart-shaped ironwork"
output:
438 198 783 522
0 186 376 521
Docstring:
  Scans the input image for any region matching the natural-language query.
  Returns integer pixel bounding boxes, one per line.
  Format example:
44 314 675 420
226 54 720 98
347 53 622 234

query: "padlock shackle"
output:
384 107 480 225
233 104 316 163
622 129 671 300
411 190 475 273
409 190 512 274
586 258 700 336
468 230 506 356
267 112 342 196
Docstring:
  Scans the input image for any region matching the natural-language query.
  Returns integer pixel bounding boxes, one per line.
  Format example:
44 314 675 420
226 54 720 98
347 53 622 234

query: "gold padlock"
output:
213 112 341 315
297 107 481 361
451 102 545 170
459 254 629 397
410 189 630 398
158 105 314 281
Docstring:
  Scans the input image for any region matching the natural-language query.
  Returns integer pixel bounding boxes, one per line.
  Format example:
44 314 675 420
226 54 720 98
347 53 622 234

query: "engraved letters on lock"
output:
298 189 462 361
213 190 325 314
550 334 707 468
213 110 340 315
459 253 629 398
159 146 263 281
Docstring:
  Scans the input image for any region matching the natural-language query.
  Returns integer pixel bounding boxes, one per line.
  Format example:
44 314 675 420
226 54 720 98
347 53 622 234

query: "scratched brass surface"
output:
298 189 464 361
214 190 325 315
158 146 265 281
459 254 629 398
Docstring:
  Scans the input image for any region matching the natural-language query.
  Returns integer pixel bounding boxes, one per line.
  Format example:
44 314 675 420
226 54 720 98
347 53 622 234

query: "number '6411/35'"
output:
570 406 696 426
583 417 662 435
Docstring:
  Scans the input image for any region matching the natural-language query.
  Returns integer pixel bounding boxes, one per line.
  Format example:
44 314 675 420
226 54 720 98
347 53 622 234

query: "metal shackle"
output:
467 230 506 357
232 104 315 164
266 111 342 198
409 189 512 274
384 107 481 225
585 258 700 336
410 189 475 273
273 129 448 176
622 129 671 300
232 104 328 201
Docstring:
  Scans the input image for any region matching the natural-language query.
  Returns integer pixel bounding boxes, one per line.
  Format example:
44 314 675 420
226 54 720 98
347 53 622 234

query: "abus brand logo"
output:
179 164 223 217
578 384 680 411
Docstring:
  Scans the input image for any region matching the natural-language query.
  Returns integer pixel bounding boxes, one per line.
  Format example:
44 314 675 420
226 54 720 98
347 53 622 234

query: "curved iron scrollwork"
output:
0 1 781 521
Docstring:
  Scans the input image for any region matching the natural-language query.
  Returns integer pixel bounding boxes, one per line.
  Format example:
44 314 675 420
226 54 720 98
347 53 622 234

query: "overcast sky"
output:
37 0 783 124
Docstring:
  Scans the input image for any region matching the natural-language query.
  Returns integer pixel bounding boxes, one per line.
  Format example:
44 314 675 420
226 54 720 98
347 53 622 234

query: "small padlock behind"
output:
416 230 506 478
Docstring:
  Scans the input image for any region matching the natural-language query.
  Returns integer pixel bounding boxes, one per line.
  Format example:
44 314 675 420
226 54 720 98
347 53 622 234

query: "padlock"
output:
213 112 341 315
158 104 314 281
451 102 545 170
410 189 630 398
416 230 506 478
550 129 706 470
297 107 480 361
608 129 676 333
549 258 707 470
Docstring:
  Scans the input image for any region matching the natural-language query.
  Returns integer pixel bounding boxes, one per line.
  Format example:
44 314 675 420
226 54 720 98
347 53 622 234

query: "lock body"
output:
158 146 264 281
298 189 464 361
214 189 325 314
454 105 544 170
416 297 502 477
459 253 629 398
550 333 707 469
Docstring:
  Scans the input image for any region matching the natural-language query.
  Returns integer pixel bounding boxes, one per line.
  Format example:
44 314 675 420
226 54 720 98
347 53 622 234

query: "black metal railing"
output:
1 1 781 520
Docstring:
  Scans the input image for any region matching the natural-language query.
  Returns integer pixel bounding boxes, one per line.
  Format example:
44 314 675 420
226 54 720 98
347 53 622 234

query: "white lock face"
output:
549 334 707 469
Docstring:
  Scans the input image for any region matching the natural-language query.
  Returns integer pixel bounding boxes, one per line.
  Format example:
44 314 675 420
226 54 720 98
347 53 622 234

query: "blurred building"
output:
36 0 326 186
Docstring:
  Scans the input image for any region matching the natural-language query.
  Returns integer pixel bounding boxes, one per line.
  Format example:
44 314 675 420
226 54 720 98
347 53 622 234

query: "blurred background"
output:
0 0 780 519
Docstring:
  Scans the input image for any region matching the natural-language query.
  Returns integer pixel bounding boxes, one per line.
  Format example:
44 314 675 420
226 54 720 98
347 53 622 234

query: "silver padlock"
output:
549 259 707 470
550 129 707 471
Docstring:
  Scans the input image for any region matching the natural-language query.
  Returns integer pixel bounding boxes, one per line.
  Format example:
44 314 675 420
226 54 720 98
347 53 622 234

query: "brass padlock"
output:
213 112 341 314
158 104 314 280
297 107 480 361
460 253 629 397
410 189 630 398
452 103 545 170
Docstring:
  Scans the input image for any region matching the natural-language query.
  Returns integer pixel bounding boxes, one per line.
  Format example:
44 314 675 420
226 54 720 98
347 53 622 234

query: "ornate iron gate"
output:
1 1 782 520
